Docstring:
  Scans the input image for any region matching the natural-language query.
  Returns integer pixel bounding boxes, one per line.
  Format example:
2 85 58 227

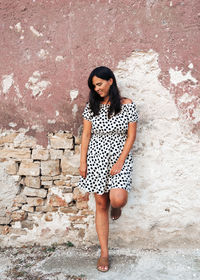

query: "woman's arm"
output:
79 119 92 178
110 122 137 175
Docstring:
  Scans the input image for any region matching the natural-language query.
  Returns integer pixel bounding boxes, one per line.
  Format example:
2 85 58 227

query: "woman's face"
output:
92 76 113 99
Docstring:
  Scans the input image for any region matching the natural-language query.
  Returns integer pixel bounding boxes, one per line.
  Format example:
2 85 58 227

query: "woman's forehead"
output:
92 76 105 84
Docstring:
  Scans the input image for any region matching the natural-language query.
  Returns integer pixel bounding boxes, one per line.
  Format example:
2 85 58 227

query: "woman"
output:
78 66 138 272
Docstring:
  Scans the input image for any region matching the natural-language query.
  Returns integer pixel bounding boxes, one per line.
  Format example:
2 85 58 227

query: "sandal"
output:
111 207 121 220
97 256 109 272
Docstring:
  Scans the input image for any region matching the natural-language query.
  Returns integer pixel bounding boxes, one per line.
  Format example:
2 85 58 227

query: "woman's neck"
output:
101 96 110 105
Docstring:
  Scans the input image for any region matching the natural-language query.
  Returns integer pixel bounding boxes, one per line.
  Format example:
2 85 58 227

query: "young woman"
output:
78 66 138 272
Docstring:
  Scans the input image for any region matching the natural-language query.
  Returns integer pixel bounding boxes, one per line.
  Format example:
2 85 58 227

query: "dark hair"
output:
87 66 121 118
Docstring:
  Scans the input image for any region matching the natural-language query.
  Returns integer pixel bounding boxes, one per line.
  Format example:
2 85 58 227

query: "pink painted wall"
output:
0 0 199 146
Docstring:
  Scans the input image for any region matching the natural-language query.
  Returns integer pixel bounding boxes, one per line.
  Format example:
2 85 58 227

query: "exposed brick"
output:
18 160 40 176
21 220 34 230
41 180 53 186
14 137 37 148
0 133 18 146
54 180 69 186
61 153 79 175
0 148 31 159
11 210 27 222
25 176 41 188
81 210 94 216
14 194 27 204
48 194 67 207
69 215 84 221
41 160 60 176
35 205 58 212
76 201 88 210
41 176 52 180
62 187 73 193
45 213 53 222
60 207 78 214
21 205 34 212
32 149 49 160
50 149 63 159
75 136 81 145
49 133 73 149
23 187 47 198
73 188 89 202
27 213 43 221
6 160 18 175
26 197 44 206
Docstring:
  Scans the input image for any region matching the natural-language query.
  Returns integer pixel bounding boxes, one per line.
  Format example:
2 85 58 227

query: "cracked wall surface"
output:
0 1 199 247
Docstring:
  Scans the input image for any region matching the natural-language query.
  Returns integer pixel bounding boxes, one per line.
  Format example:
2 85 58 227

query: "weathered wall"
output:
0 0 199 247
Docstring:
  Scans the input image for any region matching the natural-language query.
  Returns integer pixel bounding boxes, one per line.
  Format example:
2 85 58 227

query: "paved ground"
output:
1 244 200 279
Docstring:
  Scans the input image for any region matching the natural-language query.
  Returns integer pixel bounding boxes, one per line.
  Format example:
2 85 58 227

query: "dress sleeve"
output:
82 103 93 121
127 102 139 123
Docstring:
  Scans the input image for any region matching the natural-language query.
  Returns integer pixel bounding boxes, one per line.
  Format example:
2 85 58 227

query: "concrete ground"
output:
1 244 200 280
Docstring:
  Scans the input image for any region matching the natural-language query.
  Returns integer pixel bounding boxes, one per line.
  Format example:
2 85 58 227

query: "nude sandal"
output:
97 256 109 272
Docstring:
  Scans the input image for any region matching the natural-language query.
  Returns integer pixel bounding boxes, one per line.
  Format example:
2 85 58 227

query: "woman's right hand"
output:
79 161 87 178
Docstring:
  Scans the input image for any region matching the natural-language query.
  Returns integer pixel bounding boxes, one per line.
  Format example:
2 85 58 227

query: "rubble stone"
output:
18 160 40 176
21 205 34 212
41 160 60 176
49 133 73 149
76 201 88 210
50 149 63 159
35 205 58 212
48 194 67 207
26 197 44 206
32 149 49 160
23 187 47 198
25 176 41 188
45 213 53 222
11 210 27 221
0 133 18 146
61 153 79 175
0 148 31 159
6 160 18 175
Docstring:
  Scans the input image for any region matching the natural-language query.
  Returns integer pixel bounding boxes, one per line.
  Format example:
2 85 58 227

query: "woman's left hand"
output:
110 159 124 176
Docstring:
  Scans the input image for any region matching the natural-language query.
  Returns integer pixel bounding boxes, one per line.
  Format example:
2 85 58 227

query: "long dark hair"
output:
87 66 121 118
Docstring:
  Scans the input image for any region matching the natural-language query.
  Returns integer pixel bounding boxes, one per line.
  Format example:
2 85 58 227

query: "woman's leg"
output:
94 193 110 271
109 188 128 219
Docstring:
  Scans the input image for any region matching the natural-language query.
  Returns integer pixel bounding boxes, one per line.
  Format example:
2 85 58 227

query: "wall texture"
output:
0 0 199 247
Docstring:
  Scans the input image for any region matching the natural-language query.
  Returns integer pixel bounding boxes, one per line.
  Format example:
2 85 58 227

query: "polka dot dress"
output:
78 102 139 195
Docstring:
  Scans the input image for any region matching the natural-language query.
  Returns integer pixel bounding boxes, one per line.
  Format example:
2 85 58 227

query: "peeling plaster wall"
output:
0 1 200 247
0 0 199 145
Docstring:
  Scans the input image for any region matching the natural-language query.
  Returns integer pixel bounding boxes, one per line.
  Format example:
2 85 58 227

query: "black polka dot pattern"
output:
78 102 139 195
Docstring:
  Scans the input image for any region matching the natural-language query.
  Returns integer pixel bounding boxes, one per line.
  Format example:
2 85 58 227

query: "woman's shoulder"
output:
120 98 133 105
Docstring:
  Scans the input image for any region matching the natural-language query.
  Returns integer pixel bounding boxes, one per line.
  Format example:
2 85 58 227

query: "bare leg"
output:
109 189 128 220
94 193 110 271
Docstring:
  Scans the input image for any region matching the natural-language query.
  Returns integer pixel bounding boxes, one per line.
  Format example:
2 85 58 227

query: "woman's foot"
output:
97 256 109 272
111 207 121 220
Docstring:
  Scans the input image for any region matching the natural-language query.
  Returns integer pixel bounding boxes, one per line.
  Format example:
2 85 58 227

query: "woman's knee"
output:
95 194 110 211
109 189 128 208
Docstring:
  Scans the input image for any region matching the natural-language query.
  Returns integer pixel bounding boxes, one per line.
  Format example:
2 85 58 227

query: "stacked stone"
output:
0 131 94 241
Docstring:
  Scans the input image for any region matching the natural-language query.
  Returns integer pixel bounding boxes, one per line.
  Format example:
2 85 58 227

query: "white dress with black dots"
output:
78 102 139 195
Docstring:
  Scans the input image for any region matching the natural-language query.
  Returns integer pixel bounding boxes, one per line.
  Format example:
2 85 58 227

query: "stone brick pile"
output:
0 131 94 245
